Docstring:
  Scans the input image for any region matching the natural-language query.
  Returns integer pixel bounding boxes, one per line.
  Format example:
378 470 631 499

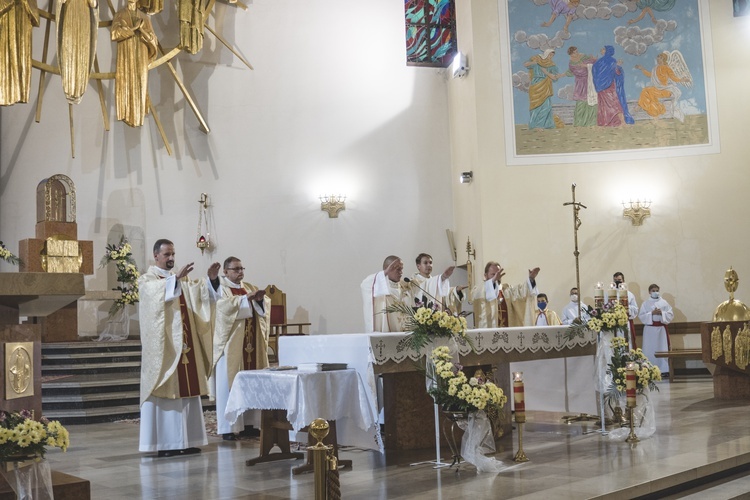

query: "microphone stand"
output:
403 277 452 315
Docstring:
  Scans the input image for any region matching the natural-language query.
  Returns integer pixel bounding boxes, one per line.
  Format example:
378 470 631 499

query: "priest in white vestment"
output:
361 255 413 332
613 272 639 348
213 256 271 439
410 252 466 313
471 261 540 328
561 287 591 325
534 293 561 326
138 239 220 457
638 283 674 375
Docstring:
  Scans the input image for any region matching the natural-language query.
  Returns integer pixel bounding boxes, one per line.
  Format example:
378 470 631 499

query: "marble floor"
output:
43 377 750 500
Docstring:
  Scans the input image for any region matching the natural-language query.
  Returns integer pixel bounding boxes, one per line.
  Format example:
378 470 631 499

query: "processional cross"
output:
562 184 586 321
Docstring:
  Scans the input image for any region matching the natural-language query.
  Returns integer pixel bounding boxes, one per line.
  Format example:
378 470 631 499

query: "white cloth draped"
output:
225 369 383 452
139 395 207 451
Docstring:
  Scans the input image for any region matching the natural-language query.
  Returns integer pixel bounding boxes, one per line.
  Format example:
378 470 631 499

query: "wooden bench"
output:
654 349 703 382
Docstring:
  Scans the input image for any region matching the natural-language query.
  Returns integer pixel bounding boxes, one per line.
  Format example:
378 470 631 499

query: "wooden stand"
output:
246 409 352 475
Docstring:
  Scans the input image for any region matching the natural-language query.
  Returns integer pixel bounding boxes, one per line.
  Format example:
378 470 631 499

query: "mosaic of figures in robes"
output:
503 0 712 158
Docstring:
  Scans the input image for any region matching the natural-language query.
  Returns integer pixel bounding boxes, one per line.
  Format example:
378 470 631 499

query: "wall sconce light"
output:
451 51 469 79
459 171 473 184
622 199 651 226
320 194 346 218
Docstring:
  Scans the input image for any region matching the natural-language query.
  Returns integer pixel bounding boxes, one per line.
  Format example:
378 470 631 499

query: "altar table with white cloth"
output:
225 368 382 452
279 326 597 449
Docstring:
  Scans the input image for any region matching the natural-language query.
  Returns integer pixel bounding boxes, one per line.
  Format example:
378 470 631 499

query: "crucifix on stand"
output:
560 184 601 427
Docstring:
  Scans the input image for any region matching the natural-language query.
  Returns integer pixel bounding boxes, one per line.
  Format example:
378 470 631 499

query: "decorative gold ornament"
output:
711 326 723 360
723 325 733 365
56 0 99 104
41 236 82 273
309 418 330 445
196 193 211 254
735 323 750 370
319 195 346 218
713 267 750 321
0 0 40 106
5 342 34 400
37 174 76 223
622 199 651 226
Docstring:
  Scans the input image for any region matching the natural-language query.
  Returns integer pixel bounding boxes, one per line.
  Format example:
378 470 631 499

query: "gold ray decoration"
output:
11 0 253 157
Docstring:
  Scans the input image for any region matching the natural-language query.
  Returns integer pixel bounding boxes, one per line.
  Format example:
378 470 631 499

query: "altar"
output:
279 326 597 451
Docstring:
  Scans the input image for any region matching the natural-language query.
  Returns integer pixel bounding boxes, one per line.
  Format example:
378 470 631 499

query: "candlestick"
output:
625 362 636 408
594 283 604 308
512 371 529 462
513 371 525 423
625 362 639 443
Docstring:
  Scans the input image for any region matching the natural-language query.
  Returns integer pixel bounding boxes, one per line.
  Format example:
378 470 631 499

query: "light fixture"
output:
459 171 473 184
196 193 211 254
320 195 346 218
622 199 651 226
451 51 469 79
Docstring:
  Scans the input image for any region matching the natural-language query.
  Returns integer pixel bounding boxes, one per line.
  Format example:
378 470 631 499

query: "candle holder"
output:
594 282 604 309
625 361 639 443
512 372 529 463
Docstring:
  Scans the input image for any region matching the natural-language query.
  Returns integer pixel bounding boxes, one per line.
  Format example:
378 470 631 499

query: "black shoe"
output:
241 426 261 437
182 447 201 455
157 450 179 458
222 433 237 441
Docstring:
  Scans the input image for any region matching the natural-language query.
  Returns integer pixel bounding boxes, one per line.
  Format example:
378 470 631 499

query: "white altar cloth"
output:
225 368 382 452
279 326 597 416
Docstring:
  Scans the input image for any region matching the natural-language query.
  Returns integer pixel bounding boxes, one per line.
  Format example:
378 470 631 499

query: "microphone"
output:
403 277 452 315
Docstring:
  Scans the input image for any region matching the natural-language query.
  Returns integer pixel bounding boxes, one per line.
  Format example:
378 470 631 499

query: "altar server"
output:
535 293 561 326
638 283 674 375
562 287 591 325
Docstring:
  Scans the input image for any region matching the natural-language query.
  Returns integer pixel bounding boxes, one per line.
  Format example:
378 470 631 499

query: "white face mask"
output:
570 294 579 303
650 291 660 299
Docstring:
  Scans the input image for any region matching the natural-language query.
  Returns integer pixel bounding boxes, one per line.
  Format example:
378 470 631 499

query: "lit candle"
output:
619 284 629 309
625 361 637 408
513 371 525 423
594 283 603 308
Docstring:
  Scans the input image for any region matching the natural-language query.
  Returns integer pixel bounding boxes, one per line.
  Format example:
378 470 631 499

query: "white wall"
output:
0 0 456 334
449 0 750 323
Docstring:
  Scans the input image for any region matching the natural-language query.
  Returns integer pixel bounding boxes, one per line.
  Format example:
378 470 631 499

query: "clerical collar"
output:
222 276 242 289
153 266 172 278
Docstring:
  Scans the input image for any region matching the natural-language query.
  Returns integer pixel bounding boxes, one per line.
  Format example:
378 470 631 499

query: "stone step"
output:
42 361 141 372
43 390 141 404
42 373 140 391
42 351 141 360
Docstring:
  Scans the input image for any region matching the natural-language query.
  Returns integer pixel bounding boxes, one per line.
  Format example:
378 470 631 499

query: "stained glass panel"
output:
405 0 456 67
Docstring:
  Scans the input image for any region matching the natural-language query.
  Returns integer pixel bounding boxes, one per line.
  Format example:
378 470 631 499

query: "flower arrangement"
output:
606 336 661 403
100 236 140 316
386 300 472 352
566 302 629 340
0 410 70 461
0 241 22 266
428 346 507 414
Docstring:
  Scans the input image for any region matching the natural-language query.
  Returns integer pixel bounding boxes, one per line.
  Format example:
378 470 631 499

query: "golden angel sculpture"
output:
111 0 158 127
138 0 163 15
634 50 693 123
0 0 40 105
179 0 204 54
56 0 99 104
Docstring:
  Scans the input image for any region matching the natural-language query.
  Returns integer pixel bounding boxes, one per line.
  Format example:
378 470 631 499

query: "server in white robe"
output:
561 287 591 325
534 293 561 326
361 256 413 332
138 239 220 457
638 283 674 375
